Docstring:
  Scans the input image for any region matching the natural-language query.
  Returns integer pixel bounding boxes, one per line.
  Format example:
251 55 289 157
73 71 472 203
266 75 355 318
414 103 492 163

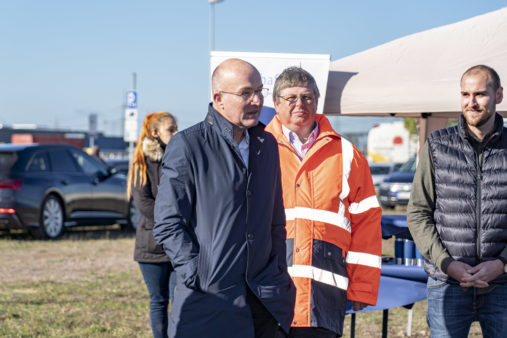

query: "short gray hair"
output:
273 67 320 103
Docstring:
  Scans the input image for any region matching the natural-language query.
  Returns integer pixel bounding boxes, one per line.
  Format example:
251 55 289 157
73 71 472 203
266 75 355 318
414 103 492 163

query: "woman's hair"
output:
127 111 176 198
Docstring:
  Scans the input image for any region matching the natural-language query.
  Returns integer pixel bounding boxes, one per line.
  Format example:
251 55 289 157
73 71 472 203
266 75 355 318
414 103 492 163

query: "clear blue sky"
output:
2 0 506 135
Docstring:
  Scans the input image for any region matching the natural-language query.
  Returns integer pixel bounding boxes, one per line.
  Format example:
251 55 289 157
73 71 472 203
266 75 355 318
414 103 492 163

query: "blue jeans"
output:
426 276 507 338
139 262 175 338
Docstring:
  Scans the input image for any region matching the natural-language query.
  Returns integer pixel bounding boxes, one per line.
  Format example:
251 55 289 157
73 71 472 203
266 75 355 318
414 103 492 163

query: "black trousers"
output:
247 287 287 338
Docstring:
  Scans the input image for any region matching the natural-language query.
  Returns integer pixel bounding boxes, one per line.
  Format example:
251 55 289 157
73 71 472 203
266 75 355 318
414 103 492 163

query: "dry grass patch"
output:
0 222 485 337
0 227 136 283
0 228 152 337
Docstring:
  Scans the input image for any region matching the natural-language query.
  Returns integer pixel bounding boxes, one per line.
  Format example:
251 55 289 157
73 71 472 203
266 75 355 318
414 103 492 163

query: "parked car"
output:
369 162 399 191
378 156 417 209
0 144 137 239
105 158 130 175
105 158 140 228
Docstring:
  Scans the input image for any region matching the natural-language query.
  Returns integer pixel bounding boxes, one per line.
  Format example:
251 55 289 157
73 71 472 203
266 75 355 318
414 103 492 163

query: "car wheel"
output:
33 195 64 239
122 198 139 232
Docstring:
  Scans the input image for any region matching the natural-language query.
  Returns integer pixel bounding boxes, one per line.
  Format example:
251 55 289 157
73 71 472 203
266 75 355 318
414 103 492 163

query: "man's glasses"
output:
220 88 269 101
278 94 315 105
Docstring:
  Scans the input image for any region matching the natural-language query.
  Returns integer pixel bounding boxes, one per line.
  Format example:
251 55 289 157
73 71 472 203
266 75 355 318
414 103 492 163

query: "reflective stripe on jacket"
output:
266 114 382 334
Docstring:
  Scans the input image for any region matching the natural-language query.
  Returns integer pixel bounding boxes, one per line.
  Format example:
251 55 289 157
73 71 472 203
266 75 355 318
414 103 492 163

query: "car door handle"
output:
61 180 68 185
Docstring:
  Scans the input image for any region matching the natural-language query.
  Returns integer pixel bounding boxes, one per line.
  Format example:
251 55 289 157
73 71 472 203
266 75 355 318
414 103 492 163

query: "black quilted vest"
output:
426 114 507 284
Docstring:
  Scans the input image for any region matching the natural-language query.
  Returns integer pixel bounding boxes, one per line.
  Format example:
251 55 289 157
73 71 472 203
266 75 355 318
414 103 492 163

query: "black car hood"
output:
382 171 415 183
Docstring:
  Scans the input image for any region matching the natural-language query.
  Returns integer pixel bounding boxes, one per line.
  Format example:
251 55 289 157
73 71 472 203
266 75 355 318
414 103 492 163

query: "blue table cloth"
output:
346 215 428 338
381 262 427 282
346 215 428 313
347 263 427 313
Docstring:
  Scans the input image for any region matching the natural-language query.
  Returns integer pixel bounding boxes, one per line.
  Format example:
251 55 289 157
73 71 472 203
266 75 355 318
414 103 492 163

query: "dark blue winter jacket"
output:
154 104 296 338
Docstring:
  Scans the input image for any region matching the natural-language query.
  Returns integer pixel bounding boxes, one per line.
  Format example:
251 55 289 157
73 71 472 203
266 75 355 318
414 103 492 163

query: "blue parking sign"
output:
127 91 137 109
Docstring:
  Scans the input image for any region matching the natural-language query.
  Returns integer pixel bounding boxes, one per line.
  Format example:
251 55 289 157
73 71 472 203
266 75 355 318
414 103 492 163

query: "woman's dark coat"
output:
133 137 170 263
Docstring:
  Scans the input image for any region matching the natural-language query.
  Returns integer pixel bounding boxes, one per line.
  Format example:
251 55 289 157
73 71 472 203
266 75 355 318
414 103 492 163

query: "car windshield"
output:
0 152 18 172
370 166 391 175
398 157 417 173
70 149 109 177
105 159 129 175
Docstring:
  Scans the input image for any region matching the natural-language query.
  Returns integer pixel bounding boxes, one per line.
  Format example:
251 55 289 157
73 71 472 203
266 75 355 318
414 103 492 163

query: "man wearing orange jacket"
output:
265 67 382 337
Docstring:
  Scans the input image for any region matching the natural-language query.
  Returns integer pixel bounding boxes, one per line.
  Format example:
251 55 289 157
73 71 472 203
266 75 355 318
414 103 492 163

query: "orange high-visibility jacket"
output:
266 114 382 334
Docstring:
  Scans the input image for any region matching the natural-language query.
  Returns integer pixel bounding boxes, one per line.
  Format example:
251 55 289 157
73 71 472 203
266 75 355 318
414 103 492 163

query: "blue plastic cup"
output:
403 239 415 266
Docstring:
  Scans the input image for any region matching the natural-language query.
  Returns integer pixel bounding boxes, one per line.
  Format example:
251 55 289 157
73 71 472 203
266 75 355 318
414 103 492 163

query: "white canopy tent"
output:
323 7 507 147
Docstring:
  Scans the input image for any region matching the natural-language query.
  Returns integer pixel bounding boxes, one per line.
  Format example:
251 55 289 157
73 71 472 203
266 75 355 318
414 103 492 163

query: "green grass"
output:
0 271 151 337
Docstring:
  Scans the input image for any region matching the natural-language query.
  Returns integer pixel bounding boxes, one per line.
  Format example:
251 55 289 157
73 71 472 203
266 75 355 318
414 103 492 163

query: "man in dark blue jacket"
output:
154 58 296 338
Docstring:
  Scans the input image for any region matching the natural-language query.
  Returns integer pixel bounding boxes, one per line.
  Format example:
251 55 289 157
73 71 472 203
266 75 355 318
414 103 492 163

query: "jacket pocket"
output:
146 229 165 254
255 254 293 299
312 239 347 277
179 255 201 291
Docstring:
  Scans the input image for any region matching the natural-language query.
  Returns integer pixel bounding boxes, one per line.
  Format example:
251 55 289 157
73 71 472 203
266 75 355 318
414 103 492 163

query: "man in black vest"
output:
408 65 507 337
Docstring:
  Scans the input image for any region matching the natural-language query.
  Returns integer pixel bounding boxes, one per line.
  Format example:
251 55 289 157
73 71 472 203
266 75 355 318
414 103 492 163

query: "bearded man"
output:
408 65 507 337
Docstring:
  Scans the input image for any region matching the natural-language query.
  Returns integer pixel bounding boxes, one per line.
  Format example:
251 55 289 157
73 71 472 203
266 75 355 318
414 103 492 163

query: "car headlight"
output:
390 183 412 192
380 182 412 192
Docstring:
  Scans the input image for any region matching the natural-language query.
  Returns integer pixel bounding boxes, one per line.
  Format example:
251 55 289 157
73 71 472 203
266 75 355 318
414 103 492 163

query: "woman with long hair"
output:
127 111 177 338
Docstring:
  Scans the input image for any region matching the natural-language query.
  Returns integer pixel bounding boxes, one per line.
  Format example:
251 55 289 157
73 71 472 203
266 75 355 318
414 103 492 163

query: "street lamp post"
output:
209 0 224 51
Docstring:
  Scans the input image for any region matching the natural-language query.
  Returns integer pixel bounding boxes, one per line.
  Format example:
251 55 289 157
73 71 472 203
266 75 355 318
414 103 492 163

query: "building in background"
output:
367 121 417 163
0 125 128 159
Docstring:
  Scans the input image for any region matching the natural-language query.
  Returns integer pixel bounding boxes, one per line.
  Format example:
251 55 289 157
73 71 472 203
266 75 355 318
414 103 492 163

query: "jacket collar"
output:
458 112 504 145
206 103 265 142
265 113 340 146
142 137 165 162
206 103 237 144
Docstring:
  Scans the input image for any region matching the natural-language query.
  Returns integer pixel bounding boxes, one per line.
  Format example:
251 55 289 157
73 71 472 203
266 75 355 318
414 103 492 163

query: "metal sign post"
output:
89 113 98 148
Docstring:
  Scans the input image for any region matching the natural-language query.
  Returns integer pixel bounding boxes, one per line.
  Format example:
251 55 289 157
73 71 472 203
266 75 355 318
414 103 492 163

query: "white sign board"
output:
124 108 138 142
210 51 330 125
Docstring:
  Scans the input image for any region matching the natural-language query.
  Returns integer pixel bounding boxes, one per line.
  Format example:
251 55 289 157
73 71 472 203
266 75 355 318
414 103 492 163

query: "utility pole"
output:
209 0 224 51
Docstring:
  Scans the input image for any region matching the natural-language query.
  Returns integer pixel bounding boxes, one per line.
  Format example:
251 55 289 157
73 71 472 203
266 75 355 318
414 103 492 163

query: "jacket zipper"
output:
474 132 494 264
475 152 482 264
